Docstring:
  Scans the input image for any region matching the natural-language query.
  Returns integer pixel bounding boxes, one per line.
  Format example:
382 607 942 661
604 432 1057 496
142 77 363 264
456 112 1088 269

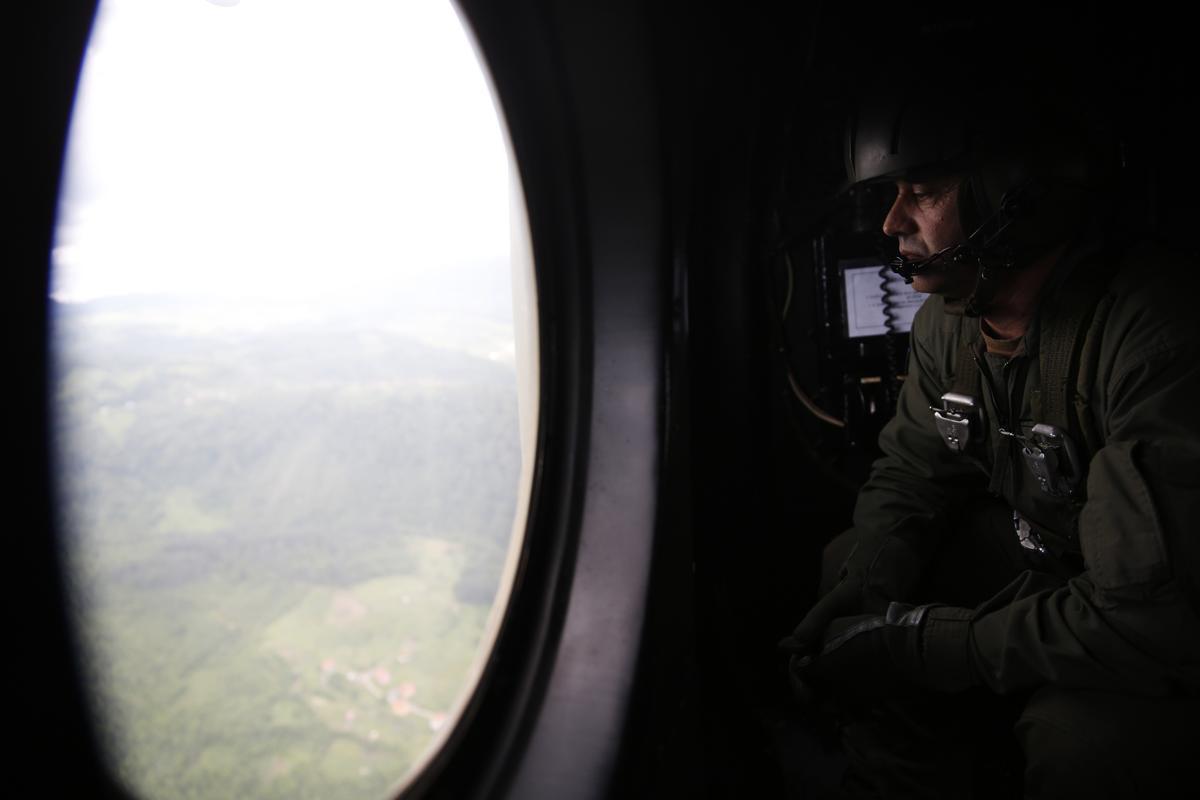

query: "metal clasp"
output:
1013 509 1048 555
999 423 1084 498
930 392 979 454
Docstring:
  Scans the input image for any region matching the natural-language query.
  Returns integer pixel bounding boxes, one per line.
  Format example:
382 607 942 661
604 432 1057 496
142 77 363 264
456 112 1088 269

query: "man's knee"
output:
1016 686 1199 798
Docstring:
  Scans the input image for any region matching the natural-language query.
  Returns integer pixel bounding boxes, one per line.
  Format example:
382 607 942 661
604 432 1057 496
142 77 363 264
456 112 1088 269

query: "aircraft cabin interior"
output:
17 1 1197 798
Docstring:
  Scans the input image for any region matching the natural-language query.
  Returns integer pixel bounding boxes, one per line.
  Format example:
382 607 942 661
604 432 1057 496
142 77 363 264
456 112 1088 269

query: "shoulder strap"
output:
950 319 982 398
1072 292 1117 457
1038 253 1120 460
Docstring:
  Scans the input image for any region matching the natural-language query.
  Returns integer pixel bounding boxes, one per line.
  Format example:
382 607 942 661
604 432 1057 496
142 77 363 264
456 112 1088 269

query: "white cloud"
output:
53 0 514 304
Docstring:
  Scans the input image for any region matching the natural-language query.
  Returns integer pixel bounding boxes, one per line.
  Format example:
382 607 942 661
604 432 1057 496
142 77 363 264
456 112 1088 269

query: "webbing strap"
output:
950 320 982 399
1073 293 1117 458
1038 257 1118 444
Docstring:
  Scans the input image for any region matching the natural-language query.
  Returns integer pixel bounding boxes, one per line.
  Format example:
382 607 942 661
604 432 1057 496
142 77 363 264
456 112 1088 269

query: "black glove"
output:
780 535 927 658
777 577 865 658
784 602 977 700
788 602 930 698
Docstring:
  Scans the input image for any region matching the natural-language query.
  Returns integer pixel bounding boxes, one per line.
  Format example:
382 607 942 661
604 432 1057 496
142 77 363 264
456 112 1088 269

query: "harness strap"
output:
1038 255 1120 457
1073 292 1116 458
949 320 982 399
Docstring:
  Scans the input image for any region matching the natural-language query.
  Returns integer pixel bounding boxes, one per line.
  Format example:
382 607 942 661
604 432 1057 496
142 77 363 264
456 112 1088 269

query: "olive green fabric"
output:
840 238 1200 695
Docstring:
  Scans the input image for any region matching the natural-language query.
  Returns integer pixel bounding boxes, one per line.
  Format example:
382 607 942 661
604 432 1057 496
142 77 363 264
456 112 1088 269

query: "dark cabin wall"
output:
604 3 842 796
675 3 854 797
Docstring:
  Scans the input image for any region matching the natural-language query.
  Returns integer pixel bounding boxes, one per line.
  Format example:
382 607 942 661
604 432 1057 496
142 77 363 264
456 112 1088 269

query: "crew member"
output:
780 48 1200 798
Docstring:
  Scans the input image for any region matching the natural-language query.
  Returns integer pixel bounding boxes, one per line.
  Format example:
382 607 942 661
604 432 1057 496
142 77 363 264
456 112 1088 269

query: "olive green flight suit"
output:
823 237 1200 795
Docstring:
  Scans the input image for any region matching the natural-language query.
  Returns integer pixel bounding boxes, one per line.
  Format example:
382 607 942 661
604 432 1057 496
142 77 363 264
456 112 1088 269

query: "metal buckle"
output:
1000 423 1083 498
930 392 979 454
1013 510 1048 555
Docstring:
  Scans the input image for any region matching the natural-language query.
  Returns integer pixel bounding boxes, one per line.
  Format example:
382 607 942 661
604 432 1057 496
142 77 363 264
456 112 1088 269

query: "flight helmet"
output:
844 58 1098 307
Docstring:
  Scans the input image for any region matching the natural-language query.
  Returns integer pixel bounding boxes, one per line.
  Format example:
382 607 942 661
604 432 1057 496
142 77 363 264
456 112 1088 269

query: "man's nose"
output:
881 195 914 238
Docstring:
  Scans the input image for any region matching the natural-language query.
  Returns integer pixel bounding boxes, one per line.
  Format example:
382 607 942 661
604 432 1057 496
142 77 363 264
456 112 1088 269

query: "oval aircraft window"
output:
51 1 537 798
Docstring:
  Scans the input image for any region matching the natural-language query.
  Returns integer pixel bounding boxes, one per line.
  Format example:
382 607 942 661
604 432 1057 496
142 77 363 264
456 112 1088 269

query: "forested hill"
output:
55 295 521 590
53 294 523 799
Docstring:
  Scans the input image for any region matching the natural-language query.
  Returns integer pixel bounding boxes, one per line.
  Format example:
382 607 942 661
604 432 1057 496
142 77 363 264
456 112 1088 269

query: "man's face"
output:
882 177 977 296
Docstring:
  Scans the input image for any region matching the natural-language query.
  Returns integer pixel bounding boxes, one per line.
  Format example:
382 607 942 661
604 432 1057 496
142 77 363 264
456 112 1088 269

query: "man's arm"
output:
950 338 1200 695
838 298 986 605
796 265 1200 698
786 298 985 653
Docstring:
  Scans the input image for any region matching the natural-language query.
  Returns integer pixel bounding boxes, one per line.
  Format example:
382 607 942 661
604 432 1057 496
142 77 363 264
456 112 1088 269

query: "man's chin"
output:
912 266 977 298
911 274 943 294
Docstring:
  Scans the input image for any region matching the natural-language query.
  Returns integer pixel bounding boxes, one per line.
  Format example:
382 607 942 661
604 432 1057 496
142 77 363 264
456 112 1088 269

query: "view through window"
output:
51 1 537 797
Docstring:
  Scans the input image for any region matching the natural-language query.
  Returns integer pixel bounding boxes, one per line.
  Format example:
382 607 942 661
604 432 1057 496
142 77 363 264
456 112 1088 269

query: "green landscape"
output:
54 295 522 800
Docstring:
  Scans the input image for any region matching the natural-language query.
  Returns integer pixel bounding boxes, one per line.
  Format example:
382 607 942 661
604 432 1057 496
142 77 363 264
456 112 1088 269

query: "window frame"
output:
18 1 672 798
406 0 670 796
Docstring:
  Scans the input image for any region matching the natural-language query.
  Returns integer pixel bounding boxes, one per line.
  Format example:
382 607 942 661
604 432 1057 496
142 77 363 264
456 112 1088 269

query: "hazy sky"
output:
52 0 514 303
